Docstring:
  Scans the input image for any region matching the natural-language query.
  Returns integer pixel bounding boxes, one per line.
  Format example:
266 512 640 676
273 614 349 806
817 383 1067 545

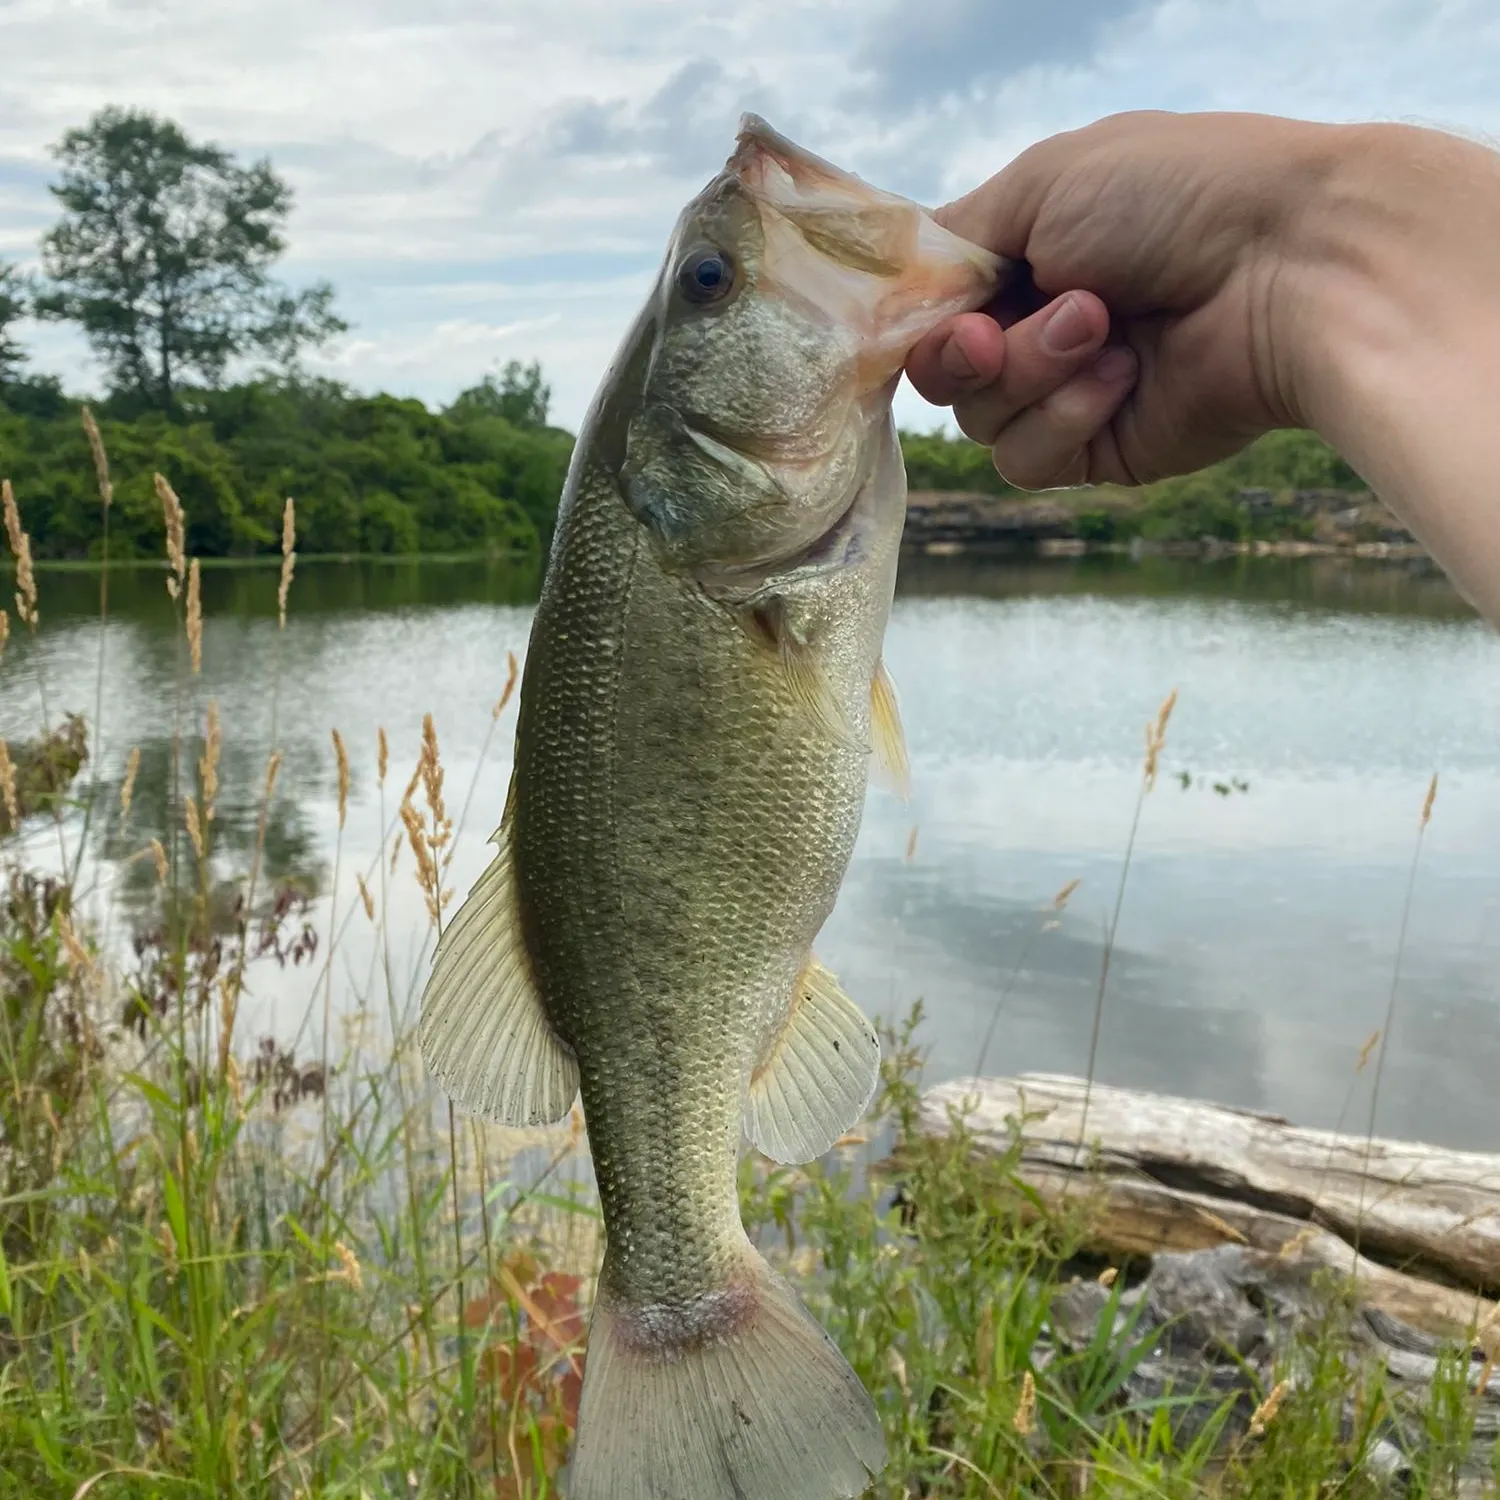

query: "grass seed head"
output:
332 1240 363 1291
264 748 283 803
1248 1378 1288 1437
1012 1369 1037 1435
278 497 296 629
120 746 141 824
1143 686 1179 791
3 479 38 627
185 795 204 861
332 728 350 830
154 474 187 597
492 650 519 720
186 560 203 673
81 406 113 509
149 838 168 884
200 704 220 822
0 738 17 831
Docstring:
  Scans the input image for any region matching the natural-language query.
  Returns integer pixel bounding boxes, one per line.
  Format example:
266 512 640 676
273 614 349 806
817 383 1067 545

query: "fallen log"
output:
919 1073 1500 1344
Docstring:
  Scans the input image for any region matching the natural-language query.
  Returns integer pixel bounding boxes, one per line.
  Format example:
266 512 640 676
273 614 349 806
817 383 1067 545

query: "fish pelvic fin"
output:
565 1244 885 1500
743 955 881 1164
417 793 579 1126
868 657 911 801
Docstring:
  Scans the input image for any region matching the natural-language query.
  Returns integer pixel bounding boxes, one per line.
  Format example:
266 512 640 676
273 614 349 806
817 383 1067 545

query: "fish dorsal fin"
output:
743 955 881 1164
418 799 579 1127
868 658 911 800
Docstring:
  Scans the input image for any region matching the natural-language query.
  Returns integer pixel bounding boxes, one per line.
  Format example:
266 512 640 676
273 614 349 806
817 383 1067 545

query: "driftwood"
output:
919 1074 1500 1344
917 1074 1500 1487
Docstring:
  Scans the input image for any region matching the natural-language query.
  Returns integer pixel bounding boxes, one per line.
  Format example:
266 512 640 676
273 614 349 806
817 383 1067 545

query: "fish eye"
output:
677 247 735 305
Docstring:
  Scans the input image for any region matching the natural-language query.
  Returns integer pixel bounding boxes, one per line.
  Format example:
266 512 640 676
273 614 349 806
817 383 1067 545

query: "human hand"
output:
906 111 1344 489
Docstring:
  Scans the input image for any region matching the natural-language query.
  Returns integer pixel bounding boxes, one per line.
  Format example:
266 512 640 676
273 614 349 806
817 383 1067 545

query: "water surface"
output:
6 551 1497 1151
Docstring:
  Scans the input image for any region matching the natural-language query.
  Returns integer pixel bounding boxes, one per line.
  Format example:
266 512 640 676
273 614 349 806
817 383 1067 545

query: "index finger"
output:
905 313 1007 407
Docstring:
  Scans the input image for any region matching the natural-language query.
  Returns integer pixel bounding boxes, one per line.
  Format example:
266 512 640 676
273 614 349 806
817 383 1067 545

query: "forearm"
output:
1286 123 1500 621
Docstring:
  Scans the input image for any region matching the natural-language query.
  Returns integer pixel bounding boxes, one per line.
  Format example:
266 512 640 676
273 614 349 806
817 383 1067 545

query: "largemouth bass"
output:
420 115 999 1500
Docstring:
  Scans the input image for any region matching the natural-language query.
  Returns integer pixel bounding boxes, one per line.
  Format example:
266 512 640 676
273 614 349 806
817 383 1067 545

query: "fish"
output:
419 114 1000 1500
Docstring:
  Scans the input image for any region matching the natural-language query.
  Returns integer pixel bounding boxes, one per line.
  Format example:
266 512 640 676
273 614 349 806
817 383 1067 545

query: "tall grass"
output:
0 430 1493 1498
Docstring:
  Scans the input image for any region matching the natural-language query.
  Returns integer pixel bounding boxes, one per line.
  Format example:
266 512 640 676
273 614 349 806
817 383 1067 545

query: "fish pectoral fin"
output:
743 956 881 1164
417 811 579 1127
868 658 911 801
746 601 865 753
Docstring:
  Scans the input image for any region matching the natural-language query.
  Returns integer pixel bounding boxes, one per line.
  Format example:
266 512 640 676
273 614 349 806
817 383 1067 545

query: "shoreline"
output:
909 534 1433 562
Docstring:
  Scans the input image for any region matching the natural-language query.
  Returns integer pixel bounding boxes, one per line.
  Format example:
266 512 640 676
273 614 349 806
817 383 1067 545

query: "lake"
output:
5 550 1498 1152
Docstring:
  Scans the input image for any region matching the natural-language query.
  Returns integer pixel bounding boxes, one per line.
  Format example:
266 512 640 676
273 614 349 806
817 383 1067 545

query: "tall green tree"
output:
0 261 26 383
37 107 345 410
446 359 552 429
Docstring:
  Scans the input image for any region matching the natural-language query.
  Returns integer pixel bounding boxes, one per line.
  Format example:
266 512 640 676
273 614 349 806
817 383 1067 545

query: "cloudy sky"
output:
2 0 1497 431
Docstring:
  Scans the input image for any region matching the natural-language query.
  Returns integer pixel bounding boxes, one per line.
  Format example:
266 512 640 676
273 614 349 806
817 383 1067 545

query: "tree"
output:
0 261 26 383
37 107 345 410
446 359 552 429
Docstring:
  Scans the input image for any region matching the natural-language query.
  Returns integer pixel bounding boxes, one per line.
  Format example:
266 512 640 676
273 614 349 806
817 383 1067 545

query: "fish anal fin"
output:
418 808 578 1127
868 658 911 800
743 956 880 1164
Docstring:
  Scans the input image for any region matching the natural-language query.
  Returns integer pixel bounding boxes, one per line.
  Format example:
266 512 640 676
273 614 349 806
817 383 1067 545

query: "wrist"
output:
1274 121 1500 617
1273 122 1500 432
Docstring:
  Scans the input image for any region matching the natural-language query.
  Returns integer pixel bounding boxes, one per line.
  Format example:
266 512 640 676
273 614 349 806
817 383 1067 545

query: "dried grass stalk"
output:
492 650 519 720
120 746 141 823
0 738 18 830
185 795 204 861
186 560 203 674
200 703 221 822
81 406 113 509
332 728 350 831
278 497 296 630
154 474 187 598
3 479 38 627
1143 687 1179 791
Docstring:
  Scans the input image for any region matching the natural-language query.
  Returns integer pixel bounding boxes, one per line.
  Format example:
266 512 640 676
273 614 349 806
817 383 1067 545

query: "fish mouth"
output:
725 114 1003 384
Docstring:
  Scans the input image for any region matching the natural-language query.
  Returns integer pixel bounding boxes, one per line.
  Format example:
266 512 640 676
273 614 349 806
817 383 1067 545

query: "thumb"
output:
931 131 1073 258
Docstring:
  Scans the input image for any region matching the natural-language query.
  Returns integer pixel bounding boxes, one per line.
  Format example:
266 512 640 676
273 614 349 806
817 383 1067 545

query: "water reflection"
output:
6 552 1498 1151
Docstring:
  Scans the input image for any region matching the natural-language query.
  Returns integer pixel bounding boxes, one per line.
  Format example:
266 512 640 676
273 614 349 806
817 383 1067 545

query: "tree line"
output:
0 106 1367 561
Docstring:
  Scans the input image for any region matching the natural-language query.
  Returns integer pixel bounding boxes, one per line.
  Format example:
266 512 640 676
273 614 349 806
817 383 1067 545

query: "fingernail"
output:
1041 294 1091 355
939 331 979 383
1093 346 1137 383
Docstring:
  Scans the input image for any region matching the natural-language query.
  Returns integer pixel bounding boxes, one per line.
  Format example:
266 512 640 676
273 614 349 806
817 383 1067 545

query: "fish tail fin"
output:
564 1243 885 1500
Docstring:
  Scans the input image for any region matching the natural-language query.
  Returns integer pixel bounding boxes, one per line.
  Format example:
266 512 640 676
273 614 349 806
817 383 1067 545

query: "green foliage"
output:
0 377 573 559
898 426 1366 543
36 107 344 409
0 261 26 384
900 426 1018 495
447 360 553 430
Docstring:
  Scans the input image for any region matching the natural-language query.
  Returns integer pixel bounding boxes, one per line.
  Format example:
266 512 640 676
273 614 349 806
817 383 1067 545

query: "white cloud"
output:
2 0 1499 426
